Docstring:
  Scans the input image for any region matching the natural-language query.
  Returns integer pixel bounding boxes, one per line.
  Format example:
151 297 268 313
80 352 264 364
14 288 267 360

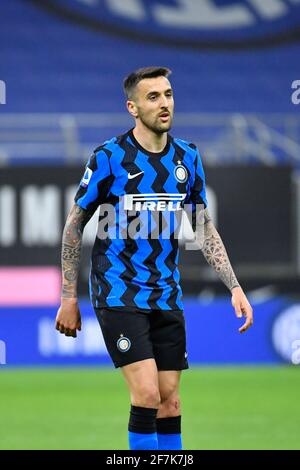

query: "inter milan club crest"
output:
117 334 131 353
174 163 188 183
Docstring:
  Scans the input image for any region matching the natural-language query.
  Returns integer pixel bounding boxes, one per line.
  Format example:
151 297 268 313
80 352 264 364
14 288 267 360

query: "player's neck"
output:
132 125 168 154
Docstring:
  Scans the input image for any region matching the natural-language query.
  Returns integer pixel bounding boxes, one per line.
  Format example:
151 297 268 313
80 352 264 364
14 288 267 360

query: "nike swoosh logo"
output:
128 171 144 179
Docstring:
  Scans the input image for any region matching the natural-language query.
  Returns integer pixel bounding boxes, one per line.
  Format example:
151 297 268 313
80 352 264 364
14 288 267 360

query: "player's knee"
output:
160 382 179 406
132 386 161 409
160 393 181 416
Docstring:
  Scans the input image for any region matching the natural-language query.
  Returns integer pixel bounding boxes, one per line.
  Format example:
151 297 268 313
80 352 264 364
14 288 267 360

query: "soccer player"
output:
55 66 253 450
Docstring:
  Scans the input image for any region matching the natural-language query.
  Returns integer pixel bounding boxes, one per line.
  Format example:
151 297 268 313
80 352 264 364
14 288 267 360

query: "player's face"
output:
131 76 174 134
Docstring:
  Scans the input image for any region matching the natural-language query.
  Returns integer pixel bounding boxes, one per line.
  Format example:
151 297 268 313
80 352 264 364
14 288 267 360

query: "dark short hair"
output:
123 66 172 99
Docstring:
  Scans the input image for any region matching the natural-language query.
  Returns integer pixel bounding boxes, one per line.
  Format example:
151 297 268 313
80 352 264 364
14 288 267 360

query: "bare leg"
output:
121 358 161 450
157 371 181 417
121 358 161 408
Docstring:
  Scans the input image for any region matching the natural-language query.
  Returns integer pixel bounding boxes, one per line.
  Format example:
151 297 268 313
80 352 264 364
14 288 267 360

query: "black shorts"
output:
94 307 189 370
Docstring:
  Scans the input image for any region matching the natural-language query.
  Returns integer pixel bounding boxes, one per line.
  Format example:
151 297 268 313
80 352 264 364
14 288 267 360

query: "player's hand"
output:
55 297 82 338
231 286 253 333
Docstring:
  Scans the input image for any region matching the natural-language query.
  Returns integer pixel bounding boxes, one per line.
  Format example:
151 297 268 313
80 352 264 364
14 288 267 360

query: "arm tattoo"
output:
199 208 240 291
61 204 92 298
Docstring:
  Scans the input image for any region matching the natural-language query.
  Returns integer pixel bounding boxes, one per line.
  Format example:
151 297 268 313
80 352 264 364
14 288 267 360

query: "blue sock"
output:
157 416 182 450
128 406 158 450
128 431 158 450
157 433 182 450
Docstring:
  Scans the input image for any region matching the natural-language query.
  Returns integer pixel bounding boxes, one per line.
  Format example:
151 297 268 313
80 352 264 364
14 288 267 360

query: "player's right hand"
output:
55 297 82 338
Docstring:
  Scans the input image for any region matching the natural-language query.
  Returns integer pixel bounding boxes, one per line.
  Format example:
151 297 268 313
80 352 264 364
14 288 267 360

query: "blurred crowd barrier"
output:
0 164 295 294
1 297 300 366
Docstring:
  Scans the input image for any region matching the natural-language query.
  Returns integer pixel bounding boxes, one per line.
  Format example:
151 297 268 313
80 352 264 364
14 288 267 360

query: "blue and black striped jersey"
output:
75 129 207 311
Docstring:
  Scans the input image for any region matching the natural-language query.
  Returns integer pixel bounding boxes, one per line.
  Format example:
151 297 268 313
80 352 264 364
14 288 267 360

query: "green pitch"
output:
0 366 299 450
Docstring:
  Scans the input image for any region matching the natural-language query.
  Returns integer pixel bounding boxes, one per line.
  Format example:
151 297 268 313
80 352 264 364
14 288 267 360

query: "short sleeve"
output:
74 149 113 215
188 147 207 206
186 146 207 231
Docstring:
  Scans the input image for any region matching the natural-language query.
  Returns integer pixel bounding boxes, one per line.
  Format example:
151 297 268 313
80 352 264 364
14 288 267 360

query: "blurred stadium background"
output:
1 0 300 450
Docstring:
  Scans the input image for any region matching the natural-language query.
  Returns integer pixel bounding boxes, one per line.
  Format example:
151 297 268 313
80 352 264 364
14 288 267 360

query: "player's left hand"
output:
231 286 253 333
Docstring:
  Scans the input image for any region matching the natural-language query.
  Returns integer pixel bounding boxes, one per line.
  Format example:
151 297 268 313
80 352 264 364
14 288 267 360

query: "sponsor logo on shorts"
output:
117 335 131 353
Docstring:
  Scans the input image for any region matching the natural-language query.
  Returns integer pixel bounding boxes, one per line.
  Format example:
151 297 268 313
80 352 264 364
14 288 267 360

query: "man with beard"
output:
55 66 253 450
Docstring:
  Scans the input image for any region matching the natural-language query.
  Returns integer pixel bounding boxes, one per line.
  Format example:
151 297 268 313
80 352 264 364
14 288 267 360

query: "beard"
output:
138 111 173 134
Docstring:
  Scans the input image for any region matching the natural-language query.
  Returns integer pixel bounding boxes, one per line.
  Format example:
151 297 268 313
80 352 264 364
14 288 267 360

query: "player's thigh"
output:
95 308 154 368
122 358 160 401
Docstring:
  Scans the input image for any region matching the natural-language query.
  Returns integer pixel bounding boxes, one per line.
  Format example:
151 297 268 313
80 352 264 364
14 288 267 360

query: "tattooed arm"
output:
200 209 240 291
55 204 92 337
197 208 253 333
61 204 92 298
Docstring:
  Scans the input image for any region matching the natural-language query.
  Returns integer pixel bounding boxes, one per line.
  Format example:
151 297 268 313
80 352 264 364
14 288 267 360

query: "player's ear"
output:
127 100 138 118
